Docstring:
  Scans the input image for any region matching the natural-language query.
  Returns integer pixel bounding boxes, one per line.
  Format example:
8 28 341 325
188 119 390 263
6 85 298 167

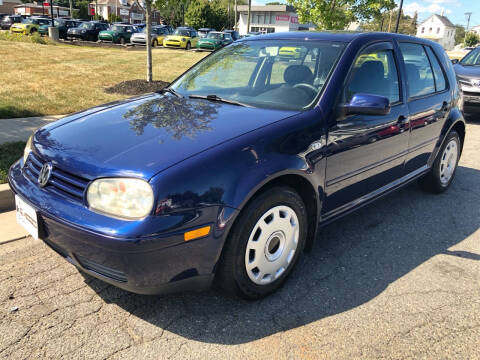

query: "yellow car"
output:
279 46 302 59
163 27 199 50
10 17 51 35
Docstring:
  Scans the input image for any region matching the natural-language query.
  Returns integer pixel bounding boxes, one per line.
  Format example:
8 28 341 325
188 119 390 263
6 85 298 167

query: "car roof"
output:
239 31 440 47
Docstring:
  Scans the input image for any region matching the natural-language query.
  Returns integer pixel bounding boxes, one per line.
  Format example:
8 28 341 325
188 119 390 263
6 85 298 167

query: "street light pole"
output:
394 0 404 33
247 0 251 34
465 12 472 32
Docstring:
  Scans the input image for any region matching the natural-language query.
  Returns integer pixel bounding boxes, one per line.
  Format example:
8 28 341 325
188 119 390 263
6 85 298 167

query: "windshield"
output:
174 29 190 36
80 22 94 29
170 40 345 110
460 48 480 66
54 19 64 26
111 25 127 32
207 32 223 39
22 18 35 24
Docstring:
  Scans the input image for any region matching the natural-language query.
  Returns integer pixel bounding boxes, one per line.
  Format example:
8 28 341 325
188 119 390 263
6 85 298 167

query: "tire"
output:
30 28 36 34
419 130 461 193
119 37 126 45
216 186 308 300
186 41 191 50
152 39 158 47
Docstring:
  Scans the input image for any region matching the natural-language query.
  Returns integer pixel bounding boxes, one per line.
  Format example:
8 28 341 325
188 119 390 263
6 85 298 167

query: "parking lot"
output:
0 114 479 359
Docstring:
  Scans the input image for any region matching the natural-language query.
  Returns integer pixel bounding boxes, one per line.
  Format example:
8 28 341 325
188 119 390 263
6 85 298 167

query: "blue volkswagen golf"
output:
9 32 465 299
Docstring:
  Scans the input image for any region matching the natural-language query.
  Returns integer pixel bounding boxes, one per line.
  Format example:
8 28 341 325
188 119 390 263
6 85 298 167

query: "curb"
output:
0 183 14 212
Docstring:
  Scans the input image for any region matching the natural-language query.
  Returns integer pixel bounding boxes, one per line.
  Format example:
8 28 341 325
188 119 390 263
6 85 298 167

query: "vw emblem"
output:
38 163 53 188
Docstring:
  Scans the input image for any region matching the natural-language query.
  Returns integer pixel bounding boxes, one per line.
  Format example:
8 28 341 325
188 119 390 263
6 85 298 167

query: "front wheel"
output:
119 37 126 45
185 41 191 50
419 130 460 193
217 186 307 299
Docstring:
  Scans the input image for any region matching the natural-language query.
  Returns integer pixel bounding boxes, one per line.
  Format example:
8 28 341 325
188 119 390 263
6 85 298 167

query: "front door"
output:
324 41 410 216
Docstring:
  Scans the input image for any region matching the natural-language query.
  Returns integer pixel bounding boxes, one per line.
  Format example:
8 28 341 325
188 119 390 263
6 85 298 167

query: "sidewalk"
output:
0 115 65 144
0 210 28 244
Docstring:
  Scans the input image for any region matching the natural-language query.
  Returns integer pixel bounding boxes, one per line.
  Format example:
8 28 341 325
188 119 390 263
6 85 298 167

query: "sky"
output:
252 0 480 28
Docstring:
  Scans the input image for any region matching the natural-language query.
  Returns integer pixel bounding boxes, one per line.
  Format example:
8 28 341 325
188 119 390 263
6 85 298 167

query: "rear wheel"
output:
217 186 307 299
119 37 126 45
152 39 158 47
419 130 460 193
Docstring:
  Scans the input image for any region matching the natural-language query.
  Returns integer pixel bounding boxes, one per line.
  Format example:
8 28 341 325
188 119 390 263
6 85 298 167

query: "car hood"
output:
33 93 297 180
454 64 480 79
199 38 221 44
12 23 29 28
166 35 189 41
99 30 115 35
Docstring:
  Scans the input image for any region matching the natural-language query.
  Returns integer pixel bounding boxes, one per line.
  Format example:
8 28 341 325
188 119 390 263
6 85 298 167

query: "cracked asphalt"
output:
1 117 480 359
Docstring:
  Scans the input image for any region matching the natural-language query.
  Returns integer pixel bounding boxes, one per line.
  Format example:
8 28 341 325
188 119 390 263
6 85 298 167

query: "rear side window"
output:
399 43 435 98
425 46 447 92
346 48 400 104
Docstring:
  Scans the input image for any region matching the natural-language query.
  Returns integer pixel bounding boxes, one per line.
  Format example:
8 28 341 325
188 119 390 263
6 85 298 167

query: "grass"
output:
0 40 207 118
0 141 25 184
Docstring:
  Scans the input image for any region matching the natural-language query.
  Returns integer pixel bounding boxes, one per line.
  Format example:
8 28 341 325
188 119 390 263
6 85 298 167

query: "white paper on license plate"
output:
15 195 38 239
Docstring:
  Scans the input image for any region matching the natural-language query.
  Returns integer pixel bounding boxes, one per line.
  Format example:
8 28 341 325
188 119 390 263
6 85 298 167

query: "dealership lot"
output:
0 117 479 358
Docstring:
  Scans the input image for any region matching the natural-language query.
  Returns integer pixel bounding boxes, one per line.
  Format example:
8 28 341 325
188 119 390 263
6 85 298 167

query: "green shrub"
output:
464 32 480 47
0 30 56 45
0 141 25 184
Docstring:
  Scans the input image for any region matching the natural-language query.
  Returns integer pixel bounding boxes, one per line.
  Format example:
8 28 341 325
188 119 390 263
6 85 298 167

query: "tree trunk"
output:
247 0 251 34
146 1 153 83
69 0 73 19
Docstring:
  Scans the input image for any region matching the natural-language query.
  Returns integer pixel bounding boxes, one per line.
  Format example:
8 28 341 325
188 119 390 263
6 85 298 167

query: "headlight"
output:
181 37 186 42
81 29 86 33
23 135 33 166
87 178 154 219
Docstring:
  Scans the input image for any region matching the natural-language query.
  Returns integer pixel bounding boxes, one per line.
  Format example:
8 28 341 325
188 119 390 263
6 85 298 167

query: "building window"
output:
429 27 432 32
421 27 424 33
436 27 440 34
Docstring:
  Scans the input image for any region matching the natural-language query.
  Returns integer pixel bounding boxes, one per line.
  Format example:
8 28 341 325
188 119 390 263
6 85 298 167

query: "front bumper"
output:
462 91 480 105
67 33 86 40
8 160 233 295
10 27 28 35
164 40 184 48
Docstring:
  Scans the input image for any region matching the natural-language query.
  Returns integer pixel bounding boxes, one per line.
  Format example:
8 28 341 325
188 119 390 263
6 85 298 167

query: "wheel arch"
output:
225 171 321 254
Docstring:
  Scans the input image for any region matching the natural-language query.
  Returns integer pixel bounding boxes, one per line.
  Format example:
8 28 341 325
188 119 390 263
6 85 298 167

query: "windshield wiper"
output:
158 87 183 98
188 94 252 107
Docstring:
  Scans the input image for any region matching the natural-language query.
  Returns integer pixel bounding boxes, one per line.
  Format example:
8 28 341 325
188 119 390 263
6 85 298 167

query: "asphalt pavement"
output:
0 115 479 359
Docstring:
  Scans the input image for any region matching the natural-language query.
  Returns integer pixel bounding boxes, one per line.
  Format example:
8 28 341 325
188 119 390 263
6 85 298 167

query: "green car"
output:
38 19 82 40
98 24 140 44
197 31 233 51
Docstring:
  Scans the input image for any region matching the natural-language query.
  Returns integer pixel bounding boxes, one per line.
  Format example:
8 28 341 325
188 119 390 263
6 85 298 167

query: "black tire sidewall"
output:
224 187 308 299
186 41 191 50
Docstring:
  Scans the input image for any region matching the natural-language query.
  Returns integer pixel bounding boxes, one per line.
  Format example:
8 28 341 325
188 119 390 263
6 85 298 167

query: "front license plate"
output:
15 195 38 239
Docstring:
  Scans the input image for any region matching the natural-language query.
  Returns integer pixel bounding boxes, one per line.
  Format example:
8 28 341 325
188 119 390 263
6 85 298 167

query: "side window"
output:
425 46 447 92
345 47 400 104
399 43 435 98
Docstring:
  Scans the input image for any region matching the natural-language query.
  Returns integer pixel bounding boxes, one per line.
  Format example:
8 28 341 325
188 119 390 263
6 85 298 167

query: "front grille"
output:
76 255 127 282
24 152 89 202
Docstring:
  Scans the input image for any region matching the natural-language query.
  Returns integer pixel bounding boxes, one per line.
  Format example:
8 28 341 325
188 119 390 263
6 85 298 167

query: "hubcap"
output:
439 139 458 185
245 205 299 285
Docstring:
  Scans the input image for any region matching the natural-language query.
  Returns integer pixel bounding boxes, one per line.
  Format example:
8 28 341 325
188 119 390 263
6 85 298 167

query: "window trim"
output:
341 40 403 108
398 41 450 101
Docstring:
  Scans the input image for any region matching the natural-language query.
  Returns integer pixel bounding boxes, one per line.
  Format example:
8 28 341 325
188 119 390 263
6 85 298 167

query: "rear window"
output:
425 47 447 92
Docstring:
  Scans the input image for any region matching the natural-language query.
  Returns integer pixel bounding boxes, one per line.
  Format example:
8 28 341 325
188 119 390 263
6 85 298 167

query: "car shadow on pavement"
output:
80 161 480 345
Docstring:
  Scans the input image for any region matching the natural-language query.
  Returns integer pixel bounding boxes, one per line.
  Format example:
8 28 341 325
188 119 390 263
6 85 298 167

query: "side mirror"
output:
344 93 391 116
451 58 459 64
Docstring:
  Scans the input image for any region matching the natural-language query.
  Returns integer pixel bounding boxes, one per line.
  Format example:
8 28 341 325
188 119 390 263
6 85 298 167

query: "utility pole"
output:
49 0 54 26
394 0 403 33
465 12 472 32
247 0 251 34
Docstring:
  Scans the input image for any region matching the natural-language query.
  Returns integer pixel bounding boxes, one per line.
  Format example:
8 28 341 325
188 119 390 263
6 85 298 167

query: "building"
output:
235 4 313 35
14 3 72 17
471 25 480 36
90 0 161 25
416 13 456 50
0 0 22 15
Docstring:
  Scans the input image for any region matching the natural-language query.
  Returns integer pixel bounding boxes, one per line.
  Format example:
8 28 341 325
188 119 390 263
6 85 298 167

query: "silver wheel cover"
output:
245 205 300 285
439 139 458 185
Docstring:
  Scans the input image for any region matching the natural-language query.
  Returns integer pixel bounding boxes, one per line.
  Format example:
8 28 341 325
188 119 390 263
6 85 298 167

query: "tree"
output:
286 0 395 30
185 0 211 29
464 32 480 47
138 0 154 82
455 25 465 45
363 9 416 35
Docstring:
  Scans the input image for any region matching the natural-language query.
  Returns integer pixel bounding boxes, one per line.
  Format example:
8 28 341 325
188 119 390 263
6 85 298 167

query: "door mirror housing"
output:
451 58 459 64
344 93 391 116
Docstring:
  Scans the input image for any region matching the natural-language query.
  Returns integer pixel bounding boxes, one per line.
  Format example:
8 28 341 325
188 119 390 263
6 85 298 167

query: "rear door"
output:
324 41 410 215
398 42 451 173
